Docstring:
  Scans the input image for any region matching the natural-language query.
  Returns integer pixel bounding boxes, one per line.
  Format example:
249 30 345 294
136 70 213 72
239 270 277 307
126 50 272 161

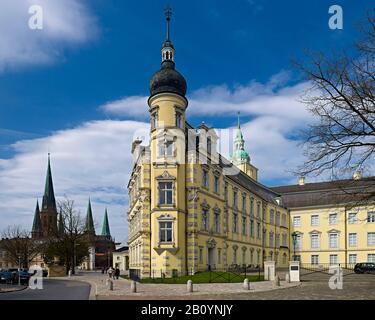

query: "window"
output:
348 233 357 247
250 250 254 264
207 137 212 154
257 202 260 217
269 233 274 247
202 209 209 231
311 233 320 249
233 191 238 208
214 176 219 193
233 213 238 233
368 232 375 246
368 254 375 263
329 213 337 225
329 254 338 265
242 250 246 265
159 182 173 205
159 221 173 243
311 255 319 265
151 112 158 129
250 198 254 216
275 234 280 247
224 183 228 201
233 248 238 264
348 213 357 224
293 216 301 227
282 233 287 247
281 214 286 227
367 212 375 223
242 195 246 212
214 211 220 233
256 222 261 239
175 112 182 128
199 248 203 264
218 249 221 264
269 210 275 224
349 254 357 264
276 212 280 226
159 140 173 157
282 253 287 265
311 215 319 226
242 216 246 235
250 220 254 238
202 170 209 188
295 234 302 249
329 233 339 248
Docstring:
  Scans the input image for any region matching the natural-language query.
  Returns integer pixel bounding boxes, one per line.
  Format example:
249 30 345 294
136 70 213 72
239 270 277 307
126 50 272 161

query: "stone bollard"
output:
106 279 113 291
131 280 137 293
274 275 280 287
187 280 193 293
285 273 290 283
243 278 250 290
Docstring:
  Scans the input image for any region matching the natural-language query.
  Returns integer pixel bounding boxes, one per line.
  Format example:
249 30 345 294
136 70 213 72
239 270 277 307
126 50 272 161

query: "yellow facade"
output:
289 205 375 265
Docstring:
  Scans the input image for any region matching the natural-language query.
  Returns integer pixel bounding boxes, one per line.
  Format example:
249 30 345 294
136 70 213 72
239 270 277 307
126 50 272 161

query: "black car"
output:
354 262 375 274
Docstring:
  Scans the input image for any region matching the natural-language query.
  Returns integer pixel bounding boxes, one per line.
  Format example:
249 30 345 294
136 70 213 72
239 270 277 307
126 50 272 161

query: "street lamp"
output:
16 252 21 286
73 243 80 275
291 232 298 261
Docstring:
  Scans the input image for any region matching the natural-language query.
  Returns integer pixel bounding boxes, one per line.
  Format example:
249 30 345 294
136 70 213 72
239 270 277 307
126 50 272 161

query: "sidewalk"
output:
63 271 300 300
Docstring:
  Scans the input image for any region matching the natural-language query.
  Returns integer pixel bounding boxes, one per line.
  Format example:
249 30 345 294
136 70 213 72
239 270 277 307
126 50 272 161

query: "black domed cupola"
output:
149 6 187 97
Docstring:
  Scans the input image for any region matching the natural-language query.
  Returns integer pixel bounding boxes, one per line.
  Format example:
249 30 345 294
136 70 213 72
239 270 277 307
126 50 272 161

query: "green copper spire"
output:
101 208 111 237
42 153 56 210
31 200 42 237
85 198 95 235
231 112 250 165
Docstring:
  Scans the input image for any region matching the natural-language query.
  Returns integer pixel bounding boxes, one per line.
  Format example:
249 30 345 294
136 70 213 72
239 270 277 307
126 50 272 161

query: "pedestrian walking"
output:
108 267 113 278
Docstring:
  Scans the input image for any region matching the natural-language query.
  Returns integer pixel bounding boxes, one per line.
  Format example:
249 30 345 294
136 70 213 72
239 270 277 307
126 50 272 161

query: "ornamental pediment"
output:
156 170 176 180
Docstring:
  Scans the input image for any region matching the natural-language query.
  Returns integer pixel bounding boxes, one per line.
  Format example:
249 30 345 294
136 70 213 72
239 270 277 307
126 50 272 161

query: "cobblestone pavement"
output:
97 271 375 300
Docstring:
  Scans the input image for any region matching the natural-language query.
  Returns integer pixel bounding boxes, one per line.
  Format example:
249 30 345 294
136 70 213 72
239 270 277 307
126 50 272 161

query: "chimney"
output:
353 170 361 180
298 176 305 186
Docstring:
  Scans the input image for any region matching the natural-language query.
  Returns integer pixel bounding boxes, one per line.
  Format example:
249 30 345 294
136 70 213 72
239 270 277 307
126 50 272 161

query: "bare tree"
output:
296 10 375 180
43 197 89 274
0 225 44 268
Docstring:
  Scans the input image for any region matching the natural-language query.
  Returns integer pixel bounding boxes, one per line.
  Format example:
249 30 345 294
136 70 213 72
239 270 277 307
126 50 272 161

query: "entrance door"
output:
208 248 215 270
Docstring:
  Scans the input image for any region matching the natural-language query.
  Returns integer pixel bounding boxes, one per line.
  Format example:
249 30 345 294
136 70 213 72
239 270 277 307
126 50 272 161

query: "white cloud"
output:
0 120 149 242
0 0 97 70
0 72 316 242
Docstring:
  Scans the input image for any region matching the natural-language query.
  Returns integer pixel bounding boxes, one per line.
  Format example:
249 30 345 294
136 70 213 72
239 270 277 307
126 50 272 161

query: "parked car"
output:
18 269 31 285
0 269 14 284
354 262 375 274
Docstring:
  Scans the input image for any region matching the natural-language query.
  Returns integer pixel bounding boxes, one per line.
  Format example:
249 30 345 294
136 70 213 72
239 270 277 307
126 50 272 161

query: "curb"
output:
0 285 27 294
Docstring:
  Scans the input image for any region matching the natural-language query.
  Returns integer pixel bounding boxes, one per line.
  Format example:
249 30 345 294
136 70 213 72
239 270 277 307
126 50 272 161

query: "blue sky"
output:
0 0 373 241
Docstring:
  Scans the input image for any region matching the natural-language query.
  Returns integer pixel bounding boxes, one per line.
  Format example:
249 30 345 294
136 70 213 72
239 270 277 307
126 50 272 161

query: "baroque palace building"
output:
127 11 290 278
127 9 375 279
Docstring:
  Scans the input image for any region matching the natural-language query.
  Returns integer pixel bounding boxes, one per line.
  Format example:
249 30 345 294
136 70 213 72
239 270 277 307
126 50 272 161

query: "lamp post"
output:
73 242 80 275
291 232 298 261
16 252 21 286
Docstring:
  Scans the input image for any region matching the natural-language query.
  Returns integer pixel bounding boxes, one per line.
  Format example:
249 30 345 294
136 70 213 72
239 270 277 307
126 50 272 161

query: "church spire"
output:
42 153 56 211
85 198 95 235
101 208 111 237
161 5 175 62
31 200 42 238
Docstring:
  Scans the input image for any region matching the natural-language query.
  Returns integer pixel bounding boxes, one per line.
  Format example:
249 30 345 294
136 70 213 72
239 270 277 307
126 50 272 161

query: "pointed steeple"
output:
101 208 111 237
31 200 42 238
231 112 250 165
85 198 95 235
42 153 56 211
58 210 64 237
161 5 175 62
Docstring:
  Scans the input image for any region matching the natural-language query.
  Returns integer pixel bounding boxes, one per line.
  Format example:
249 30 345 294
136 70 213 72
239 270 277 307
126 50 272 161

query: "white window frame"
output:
311 255 319 265
349 254 357 264
159 220 173 243
311 215 319 226
310 233 320 249
293 216 301 227
348 213 357 224
368 232 375 246
348 233 357 247
367 212 375 223
329 213 338 225
158 181 173 205
329 233 339 248
329 254 338 265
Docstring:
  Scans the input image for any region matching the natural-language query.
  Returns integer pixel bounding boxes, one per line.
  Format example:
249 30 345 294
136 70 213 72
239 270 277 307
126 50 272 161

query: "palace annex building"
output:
127 10 375 278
